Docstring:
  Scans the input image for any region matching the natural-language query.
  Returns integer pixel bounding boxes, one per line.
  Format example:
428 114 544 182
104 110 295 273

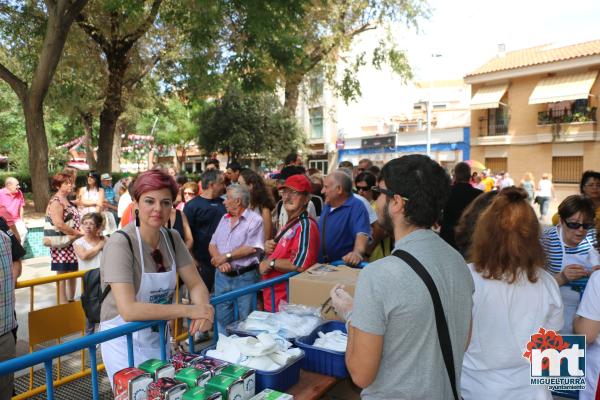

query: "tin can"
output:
147 377 188 400
113 367 153 400
138 359 176 381
182 386 223 400
220 365 255 399
248 389 293 400
205 374 245 400
196 358 229 376
171 351 204 371
175 367 212 388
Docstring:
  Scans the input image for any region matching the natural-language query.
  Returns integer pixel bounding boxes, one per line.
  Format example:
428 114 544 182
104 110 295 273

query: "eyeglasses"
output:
183 192 195 196
564 221 595 230
356 185 371 192
371 186 409 202
151 249 167 273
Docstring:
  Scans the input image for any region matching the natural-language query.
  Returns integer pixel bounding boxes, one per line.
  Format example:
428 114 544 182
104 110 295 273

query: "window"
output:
309 107 324 139
487 104 508 136
309 160 328 173
485 157 507 174
552 156 583 184
309 74 324 98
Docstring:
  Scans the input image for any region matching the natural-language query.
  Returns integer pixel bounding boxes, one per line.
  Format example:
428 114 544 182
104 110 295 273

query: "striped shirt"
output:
541 226 598 285
0 231 16 336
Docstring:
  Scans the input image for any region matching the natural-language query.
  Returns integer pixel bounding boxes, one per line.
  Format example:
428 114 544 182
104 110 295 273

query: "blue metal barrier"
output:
0 271 300 400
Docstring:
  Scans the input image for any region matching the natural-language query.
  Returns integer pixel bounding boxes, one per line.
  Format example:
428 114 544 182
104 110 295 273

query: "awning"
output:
470 84 508 110
528 71 598 104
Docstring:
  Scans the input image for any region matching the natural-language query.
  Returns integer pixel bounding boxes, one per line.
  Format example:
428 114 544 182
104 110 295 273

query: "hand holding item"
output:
189 317 213 335
259 260 271 275
218 262 232 273
329 284 354 322
562 264 589 281
342 251 363 267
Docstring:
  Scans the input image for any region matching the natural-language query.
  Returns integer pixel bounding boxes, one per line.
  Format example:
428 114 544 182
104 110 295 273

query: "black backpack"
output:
80 229 176 324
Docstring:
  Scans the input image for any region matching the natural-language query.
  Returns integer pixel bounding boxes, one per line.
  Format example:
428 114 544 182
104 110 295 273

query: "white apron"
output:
557 226 598 333
100 227 177 386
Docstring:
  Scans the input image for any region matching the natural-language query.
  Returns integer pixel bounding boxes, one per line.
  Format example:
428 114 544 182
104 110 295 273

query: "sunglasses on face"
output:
564 221 594 230
151 249 167 273
371 186 409 202
356 185 371 192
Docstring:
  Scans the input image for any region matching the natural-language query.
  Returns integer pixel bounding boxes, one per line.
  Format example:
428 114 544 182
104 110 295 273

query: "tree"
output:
189 0 427 112
198 85 305 165
76 0 164 172
0 0 88 211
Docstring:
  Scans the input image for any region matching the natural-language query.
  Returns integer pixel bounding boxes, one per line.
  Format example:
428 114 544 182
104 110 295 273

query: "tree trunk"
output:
283 75 303 114
80 112 97 170
96 61 127 173
111 121 124 172
23 99 50 212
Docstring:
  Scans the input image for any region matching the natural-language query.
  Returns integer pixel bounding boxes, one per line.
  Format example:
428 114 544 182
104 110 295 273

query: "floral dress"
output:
48 196 81 272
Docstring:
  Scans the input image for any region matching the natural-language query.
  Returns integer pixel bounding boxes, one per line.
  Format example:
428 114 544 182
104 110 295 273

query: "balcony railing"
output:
538 107 597 125
488 122 508 136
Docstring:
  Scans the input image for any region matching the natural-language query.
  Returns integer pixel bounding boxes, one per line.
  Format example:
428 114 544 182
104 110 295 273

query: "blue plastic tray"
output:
294 321 348 378
201 346 304 392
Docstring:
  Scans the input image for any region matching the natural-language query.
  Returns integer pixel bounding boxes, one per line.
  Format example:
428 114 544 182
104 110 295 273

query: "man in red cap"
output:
259 174 320 311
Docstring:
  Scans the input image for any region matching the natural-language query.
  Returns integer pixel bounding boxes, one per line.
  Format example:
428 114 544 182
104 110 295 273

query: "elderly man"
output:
209 183 264 333
260 175 319 311
330 155 473 399
0 178 26 244
185 170 227 292
319 170 370 266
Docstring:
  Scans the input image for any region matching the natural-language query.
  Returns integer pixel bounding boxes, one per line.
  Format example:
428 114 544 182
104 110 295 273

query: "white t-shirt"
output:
461 263 563 400
538 179 553 197
576 271 600 400
73 237 102 271
353 194 377 225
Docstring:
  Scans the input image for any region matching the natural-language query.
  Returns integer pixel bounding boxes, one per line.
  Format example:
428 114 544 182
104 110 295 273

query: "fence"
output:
2 271 298 400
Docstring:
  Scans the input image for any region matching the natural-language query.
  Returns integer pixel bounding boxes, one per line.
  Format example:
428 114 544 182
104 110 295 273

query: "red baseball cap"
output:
281 174 312 194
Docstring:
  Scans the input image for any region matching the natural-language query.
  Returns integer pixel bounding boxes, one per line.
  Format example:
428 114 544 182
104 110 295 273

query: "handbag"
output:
43 213 76 248
392 249 462 400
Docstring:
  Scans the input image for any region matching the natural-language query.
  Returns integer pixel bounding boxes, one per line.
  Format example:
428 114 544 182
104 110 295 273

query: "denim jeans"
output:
537 196 550 216
214 269 259 335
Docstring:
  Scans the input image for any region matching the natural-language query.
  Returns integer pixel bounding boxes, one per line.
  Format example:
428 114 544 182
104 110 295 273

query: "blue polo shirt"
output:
318 195 371 263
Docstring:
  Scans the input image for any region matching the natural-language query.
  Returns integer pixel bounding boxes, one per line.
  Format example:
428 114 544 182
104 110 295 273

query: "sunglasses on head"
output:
564 221 594 230
151 249 167 273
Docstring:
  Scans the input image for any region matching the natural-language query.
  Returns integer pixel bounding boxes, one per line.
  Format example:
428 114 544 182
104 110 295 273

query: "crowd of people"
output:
0 153 599 399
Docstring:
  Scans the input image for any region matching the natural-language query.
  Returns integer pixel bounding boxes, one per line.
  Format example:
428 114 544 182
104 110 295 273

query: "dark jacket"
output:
440 182 483 250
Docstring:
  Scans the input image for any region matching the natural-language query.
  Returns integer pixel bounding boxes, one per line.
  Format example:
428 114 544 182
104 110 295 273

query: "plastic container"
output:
294 321 348 378
201 346 304 392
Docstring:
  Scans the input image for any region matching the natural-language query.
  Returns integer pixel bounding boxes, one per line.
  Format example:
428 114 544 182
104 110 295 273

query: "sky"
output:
402 0 600 81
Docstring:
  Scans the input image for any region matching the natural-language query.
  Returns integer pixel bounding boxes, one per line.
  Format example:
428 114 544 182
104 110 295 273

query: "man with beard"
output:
330 155 473 399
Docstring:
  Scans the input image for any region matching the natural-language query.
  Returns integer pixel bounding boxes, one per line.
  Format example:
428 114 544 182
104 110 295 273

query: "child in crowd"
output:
73 212 105 334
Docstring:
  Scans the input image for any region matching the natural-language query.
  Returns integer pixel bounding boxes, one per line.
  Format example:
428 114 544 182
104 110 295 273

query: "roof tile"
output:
466 39 600 77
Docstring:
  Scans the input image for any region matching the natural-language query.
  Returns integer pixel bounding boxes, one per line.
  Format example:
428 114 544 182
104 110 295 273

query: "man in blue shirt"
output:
184 170 227 292
319 170 370 266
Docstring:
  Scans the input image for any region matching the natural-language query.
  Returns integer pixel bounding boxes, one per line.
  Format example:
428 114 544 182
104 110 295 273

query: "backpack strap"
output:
392 249 461 400
100 229 135 303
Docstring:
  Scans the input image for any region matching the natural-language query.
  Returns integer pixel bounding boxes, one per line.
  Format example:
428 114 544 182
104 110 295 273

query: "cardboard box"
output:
289 264 360 321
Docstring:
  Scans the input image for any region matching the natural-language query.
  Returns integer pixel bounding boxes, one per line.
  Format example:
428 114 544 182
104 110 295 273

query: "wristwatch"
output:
226 253 233 262
269 259 276 271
